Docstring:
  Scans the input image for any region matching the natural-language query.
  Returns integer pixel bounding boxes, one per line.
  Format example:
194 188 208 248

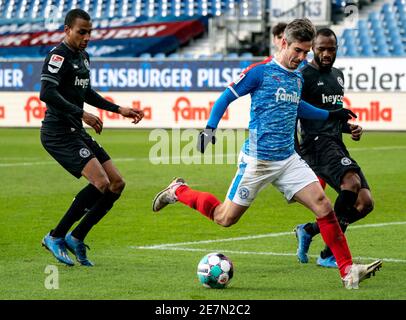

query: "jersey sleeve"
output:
227 64 264 98
40 50 68 85
206 64 265 128
298 100 329 120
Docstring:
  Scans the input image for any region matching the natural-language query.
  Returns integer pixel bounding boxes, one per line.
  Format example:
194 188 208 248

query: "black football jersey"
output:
298 63 345 144
40 42 91 129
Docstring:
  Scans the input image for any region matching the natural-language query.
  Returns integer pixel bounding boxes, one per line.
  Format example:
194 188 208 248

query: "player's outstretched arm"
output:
197 89 236 153
85 88 144 125
298 100 357 121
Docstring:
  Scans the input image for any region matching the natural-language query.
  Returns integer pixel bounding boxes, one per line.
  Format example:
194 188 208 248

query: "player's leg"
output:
274 153 353 278
64 157 111 266
293 182 382 288
152 176 249 225
152 152 268 227
40 130 104 266
293 182 353 276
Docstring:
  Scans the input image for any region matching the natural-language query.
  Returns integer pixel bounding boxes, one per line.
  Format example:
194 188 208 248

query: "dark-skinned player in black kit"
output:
40 9 144 266
294 28 374 268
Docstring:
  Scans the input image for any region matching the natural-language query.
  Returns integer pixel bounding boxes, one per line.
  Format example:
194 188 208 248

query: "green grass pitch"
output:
0 128 405 300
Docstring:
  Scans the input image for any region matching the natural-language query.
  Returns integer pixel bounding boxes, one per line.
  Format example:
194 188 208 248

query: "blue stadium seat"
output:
392 45 406 56
153 53 166 59
168 52 181 59
139 53 152 59
360 44 374 57
376 45 391 57
345 45 359 57
211 53 224 59
240 52 253 58
226 52 239 58
368 11 381 23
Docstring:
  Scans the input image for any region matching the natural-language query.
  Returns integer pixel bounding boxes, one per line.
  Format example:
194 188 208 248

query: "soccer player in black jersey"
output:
40 9 144 266
294 28 374 268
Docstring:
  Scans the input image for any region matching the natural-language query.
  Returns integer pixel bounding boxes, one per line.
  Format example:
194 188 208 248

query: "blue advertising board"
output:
0 59 256 92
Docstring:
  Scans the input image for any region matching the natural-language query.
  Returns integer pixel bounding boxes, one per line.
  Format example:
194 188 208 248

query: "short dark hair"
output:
272 22 287 36
64 9 91 27
316 28 338 44
284 18 316 45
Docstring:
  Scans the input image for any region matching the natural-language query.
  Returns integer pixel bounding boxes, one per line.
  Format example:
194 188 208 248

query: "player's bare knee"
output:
341 172 361 192
359 198 374 216
94 177 110 193
110 178 125 194
215 217 236 228
314 194 333 218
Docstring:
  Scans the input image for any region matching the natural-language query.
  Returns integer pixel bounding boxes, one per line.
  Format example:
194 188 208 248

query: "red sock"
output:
317 211 353 277
175 185 221 220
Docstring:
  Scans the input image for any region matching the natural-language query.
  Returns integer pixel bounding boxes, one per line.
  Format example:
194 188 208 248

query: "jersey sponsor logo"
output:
238 187 250 200
341 157 352 166
74 76 90 89
48 66 60 73
79 148 91 158
49 54 64 68
275 88 300 104
337 76 344 88
322 94 343 105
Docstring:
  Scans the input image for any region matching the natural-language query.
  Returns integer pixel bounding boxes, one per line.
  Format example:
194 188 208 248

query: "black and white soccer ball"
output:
197 252 234 289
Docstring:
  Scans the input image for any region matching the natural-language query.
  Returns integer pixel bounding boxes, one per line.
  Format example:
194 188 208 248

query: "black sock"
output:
51 184 104 238
304 222 320 237
334 190 359 221
71 190 121 241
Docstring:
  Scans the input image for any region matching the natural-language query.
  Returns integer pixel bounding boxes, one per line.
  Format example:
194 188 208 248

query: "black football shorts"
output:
300 136 370 193
41 128 111 178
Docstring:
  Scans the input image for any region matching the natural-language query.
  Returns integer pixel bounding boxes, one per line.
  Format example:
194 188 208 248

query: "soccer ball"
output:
197 252 234 289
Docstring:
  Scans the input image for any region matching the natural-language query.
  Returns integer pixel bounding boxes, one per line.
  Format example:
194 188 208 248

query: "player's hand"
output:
328 108 357 121
197 128 216 153
350 124 363 141
118 107 144 125
82 111 103 134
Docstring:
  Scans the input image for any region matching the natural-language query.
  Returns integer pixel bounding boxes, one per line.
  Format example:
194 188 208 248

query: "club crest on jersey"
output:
49 54 64 68
341 157 352 166
84 59 90 70
337 76 344 88
79 148 91 158
238 187 250 200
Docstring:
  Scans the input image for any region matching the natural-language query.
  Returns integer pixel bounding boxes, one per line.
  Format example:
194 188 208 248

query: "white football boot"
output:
342 259 382 289
152 177 186 212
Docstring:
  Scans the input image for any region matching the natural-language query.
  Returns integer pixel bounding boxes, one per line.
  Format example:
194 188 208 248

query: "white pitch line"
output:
133 221 406 250
1 145 406 167
139 246 406 263
135 231 294 249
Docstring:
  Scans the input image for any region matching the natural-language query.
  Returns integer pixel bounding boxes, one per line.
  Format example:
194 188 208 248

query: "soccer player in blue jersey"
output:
152 18 382 289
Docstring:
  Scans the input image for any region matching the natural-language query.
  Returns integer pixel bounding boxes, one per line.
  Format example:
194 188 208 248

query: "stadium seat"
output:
240 52 253 58
376 45 391 57
139 53 152 59
153 53 166 59
226 53 239 58
345 45 360 57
